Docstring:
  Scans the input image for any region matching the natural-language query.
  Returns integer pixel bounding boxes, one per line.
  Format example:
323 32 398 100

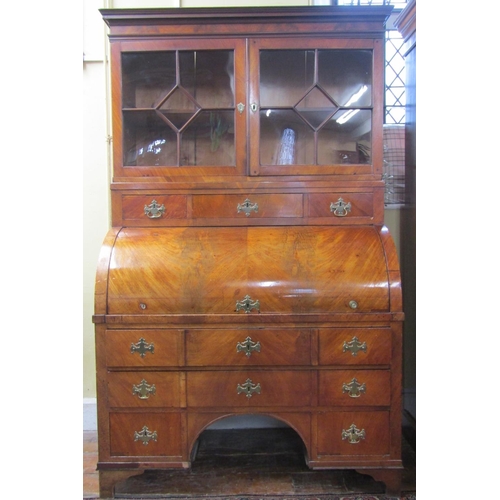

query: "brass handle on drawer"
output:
341 423 366 444
237 198 258 217
236 336 261 357
330 197 351 217
130 337 155 358
236 295 260 313
342 336 367 357
342 377 366 398
132 379 156 400
144 199 165 219
237 378 261 398
134 426 157 445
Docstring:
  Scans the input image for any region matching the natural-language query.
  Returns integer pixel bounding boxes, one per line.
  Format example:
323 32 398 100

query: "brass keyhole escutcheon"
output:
236 336 261 357
236 295 260 313
237 378 261 398
134 426 157 445
341 423 366 444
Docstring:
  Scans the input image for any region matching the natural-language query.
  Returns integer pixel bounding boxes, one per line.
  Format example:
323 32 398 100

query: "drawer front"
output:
317 411 390 456
105 330 183 367
107 372 183 408
318 370 391 406
186 329 311 366
307 193 374 220
121 195 188 221
109 412 183 457
319 328 392 366
187 371 313 407
192 194 303 219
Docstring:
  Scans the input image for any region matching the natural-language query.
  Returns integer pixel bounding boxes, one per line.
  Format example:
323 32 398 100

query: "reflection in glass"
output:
318 50 372 107
123 111 177 166
318 110 371 165
259 48 373 166
122 49 235 167
260 110 314 165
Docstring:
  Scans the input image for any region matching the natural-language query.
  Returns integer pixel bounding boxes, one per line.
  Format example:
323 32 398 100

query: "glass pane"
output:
296 87 338 130
260 50 315 107
123 111 177 166
259 110 314 165
158 87 199 130
180 110 235 166
318 110 371 165
122 52 176 108
318 50 372 107
179 50 234 108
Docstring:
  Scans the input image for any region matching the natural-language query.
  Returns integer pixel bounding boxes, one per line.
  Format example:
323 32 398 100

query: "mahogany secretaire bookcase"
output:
93 5 404 497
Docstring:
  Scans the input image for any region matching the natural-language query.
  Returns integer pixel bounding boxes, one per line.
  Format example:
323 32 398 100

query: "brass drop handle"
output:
237 378 261 398
237 198 258 217
342 377 366 398
144 199 165 219
342 336 367 356
130 337 155 358
341 423 366 444
236 336 261 357
330 197 351 217
132 379 156 400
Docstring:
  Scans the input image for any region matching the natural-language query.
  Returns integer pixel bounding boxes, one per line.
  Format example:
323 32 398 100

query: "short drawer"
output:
187 370 313 407
109 412 183 457
121 194 188 221
318 370 391 406
192 193 303 219
319 328 392 366
307 193 374 220
107 372 183 408
105 330 184 367
186 329 311 366
316 411 390 456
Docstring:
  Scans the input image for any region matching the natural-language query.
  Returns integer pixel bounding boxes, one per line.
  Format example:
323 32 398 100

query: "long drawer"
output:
187 370 313 407
192 193 303 219
185 329 311 366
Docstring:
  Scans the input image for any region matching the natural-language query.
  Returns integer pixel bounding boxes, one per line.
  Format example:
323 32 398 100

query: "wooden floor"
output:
84 423 416 499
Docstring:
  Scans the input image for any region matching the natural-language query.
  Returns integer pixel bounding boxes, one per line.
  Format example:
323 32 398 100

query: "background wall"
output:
82 0 404 419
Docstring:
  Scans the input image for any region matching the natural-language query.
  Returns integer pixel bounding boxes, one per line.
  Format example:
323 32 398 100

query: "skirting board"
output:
83 390 416 431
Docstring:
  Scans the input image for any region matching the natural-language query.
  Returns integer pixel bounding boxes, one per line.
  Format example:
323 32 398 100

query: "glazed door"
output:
248 38 384 177
111 38 247 179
